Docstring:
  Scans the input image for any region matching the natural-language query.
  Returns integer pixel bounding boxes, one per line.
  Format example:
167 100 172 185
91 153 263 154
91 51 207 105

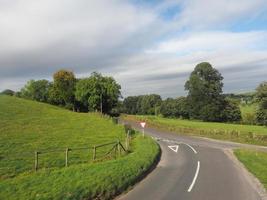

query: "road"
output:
118 120 267 200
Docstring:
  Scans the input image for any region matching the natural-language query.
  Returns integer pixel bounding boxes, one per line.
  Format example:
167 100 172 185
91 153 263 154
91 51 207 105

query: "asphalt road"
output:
118 120 267 200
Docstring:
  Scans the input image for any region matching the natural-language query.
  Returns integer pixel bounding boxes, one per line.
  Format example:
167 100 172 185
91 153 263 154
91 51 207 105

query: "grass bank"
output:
0 95 126 179
0 135 160 200
122 115 267 146
0 95 160 199
234 149 267 189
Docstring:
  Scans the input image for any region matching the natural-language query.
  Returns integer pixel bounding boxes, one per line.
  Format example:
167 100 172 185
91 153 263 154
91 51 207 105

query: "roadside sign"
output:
140 122 146 128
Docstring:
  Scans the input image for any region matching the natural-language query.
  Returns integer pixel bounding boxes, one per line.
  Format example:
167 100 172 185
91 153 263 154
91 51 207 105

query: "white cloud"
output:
176 0 267 28
0 0 266 97
147 31 267 54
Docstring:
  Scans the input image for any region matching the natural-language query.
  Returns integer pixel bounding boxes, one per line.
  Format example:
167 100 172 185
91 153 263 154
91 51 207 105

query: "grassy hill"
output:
0 95 159 199
123 115 267 146
0 95 126 179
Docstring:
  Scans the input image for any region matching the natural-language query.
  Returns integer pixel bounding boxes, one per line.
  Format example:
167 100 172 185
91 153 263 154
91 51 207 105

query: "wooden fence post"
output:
65 148 69 167
125 130 129 151
35 151 39 172
93 146 96 161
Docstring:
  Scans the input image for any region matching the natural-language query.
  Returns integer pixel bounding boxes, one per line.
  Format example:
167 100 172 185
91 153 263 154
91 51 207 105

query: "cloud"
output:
0 0 266 98
176 0 267 29
0 0 162 78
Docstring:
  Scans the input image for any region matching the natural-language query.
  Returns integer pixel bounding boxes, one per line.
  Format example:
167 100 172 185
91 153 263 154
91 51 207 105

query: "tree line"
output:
1 62 267 125
2 70 121 115
122 62 267 124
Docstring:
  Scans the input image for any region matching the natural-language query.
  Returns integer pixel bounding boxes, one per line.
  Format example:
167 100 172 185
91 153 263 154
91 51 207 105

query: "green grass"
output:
0 135 160 200
0 95 126 179
0 95 160 199
234 149 267 189
240 103 257 124
122 115 267 146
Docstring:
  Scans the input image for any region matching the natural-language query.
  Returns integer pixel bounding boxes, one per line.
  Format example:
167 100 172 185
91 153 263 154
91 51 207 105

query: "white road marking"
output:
183 143 197 154
187 161 200 192
168 145 179 153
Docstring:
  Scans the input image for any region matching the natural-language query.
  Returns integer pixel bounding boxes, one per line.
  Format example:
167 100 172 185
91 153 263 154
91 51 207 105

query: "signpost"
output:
140 122 146 137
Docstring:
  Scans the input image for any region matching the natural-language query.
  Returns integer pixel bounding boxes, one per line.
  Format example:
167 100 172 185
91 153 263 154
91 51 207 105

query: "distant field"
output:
0 95 160 199
240 103 257 124
122 115 267 146
234 149 267 189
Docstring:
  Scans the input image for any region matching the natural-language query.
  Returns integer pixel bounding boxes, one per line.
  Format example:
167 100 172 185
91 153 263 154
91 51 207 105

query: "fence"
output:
34 139 128 172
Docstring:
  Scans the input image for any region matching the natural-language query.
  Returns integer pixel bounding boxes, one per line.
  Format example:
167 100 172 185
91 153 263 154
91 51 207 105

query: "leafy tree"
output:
123 96 139 114
51 70 76 109
75 72 121 114
1 89 15 96
20 80 50 102
221 99 241 122
160 97 190 119
255 81 267 125
140 94 162 115
185 62 241 122
123 94 162 115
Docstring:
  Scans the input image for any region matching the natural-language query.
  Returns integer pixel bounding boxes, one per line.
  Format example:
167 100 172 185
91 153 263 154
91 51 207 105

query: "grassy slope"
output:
122 115 267 146
0 95 125 178
234 149 267 189
0 135 159 200
0 95 160 199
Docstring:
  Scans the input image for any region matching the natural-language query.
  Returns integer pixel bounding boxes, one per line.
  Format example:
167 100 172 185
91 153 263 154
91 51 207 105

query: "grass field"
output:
0 95 126 179
240 103 257 124
234 149 267 189
122 114 267 146
0 95 160 199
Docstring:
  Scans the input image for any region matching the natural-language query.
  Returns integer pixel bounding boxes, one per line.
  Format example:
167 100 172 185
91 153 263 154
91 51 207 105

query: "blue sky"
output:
0 0 267 98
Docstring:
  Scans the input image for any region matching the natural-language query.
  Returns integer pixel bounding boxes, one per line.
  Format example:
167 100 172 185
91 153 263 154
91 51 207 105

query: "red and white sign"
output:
140 122 146 128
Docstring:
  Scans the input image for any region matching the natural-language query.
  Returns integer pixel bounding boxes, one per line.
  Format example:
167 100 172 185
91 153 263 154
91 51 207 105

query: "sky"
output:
0 0 267 98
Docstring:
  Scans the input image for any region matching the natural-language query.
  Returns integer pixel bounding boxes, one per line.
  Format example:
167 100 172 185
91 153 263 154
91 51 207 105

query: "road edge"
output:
114 141 162 199
224 149 267 200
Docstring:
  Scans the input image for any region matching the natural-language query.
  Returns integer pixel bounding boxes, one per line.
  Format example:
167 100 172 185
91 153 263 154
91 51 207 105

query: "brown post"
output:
35 151 39 172
125 130 129 151
65 148 69 167
93 146 96 161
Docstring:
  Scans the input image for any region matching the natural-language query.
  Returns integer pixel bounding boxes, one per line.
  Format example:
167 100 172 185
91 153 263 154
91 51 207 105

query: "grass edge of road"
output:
233 149 267 194
0 135 160 200
122 115 267 146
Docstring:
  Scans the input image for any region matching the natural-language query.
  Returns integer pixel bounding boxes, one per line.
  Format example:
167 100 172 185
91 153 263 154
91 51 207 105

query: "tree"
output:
184 62 241 122
51 69 76 109
221 98 241 122
185 62 224 121
160 97 189 118
20 80 50 102
75 72 121 114
255 81 267 125
1 89 15 96
123 96 140 114
123 94 162 115
140 94 162 115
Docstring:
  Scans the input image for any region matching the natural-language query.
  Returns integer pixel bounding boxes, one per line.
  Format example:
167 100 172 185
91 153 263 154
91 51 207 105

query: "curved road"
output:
118 120 267 200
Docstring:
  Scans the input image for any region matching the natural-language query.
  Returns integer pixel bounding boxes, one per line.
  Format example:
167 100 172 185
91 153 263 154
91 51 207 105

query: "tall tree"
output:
75 72 121 114
51 70 76 109
255 81 267 125
185 62 224 121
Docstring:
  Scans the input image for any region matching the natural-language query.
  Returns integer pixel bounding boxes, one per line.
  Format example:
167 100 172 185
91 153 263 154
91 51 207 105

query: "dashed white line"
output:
187 161 200 192
183 143 197 154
